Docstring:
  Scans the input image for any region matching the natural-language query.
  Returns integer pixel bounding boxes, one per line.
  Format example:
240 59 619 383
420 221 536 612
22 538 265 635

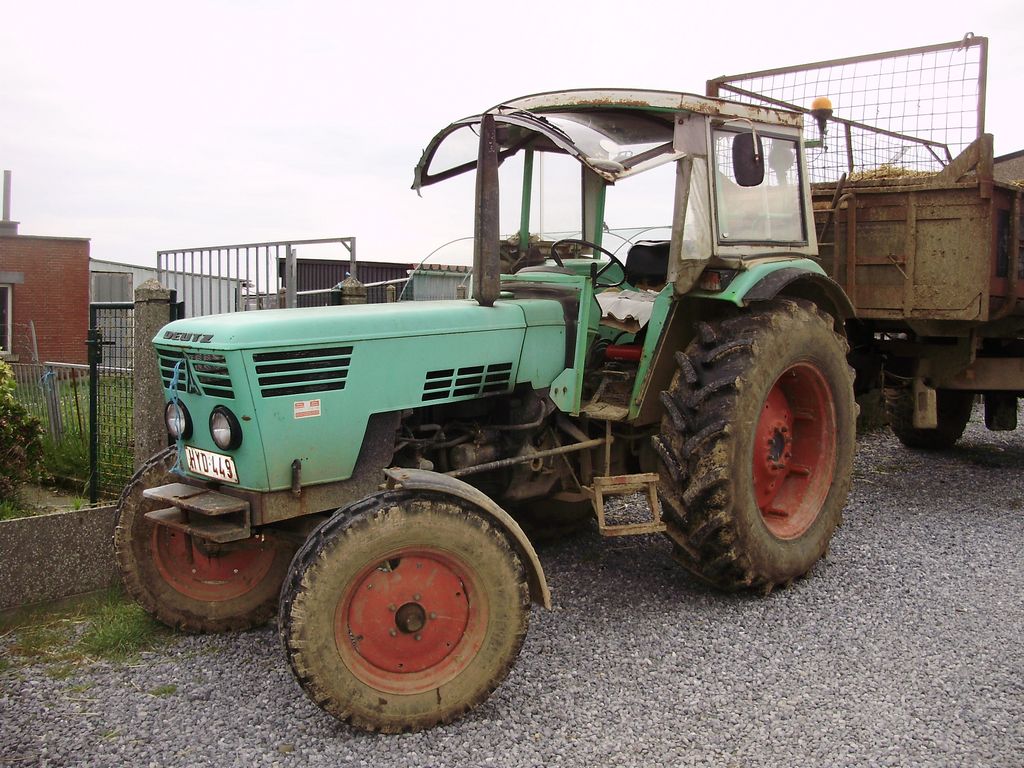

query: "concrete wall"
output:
0 505 118 611
0 234 91 364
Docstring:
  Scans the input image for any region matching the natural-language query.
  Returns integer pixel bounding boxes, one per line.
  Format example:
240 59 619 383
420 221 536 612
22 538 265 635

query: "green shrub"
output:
0 361 44 501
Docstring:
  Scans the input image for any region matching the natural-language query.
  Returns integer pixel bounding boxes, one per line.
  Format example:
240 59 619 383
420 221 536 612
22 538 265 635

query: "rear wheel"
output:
653 299 856 591
886 387 974 449
114 448 295 632
280 491 529 733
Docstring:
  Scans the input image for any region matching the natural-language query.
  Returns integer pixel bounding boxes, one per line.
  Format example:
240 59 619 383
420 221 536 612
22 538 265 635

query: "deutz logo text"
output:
163 331 214 343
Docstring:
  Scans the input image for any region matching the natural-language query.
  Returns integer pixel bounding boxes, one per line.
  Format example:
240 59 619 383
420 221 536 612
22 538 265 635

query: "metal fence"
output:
88 302 134 501
10 362 90 444
157 237 356 317
707 34 988 183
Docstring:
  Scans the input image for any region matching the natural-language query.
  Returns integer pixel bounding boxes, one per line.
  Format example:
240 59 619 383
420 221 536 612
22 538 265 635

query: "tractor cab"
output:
415 90 817 421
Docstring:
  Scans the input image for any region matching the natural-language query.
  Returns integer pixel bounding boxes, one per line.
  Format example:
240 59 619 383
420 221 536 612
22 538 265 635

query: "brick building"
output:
0 233 91 365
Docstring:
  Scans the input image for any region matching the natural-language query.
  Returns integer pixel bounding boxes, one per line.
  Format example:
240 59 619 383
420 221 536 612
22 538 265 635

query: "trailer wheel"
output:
886 388 974 449
114 448 294 632
653 299 855 592
280 491 529 733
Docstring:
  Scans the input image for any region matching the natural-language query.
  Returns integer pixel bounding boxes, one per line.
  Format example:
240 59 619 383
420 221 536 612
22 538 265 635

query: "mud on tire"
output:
653 299 856 592
279 491 530 733
114 448 295 633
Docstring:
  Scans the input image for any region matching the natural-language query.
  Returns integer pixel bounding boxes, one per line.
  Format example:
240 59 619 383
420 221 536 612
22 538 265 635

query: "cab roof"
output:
492 88 803 127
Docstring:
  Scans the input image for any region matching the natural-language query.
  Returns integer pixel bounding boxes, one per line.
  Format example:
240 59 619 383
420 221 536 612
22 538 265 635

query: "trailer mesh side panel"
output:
708 36 987 183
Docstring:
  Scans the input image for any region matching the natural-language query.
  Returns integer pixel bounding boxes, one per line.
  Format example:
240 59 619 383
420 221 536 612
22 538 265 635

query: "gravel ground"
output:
2 409 1022 767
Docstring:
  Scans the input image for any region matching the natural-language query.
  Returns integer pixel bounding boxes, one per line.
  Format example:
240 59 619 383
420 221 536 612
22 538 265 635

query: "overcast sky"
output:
2 0 1021 269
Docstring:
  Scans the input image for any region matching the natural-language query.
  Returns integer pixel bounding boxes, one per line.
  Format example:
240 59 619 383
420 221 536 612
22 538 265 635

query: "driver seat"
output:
624 240 670 287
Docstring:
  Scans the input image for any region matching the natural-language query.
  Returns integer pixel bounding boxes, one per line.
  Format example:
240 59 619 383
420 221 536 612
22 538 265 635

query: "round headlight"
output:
164 401 192 440
209 406 242 450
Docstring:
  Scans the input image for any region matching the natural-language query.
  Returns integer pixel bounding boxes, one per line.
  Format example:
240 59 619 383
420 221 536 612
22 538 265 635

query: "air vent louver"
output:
422 362 513 402
156 348 234 399
254 346 352 398
189 353 233 398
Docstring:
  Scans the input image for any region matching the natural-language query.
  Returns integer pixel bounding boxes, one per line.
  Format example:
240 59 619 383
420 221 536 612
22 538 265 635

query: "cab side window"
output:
712 130 805 244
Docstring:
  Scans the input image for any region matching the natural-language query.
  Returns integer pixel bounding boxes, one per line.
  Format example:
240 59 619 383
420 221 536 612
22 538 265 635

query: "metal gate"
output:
87 302 135 502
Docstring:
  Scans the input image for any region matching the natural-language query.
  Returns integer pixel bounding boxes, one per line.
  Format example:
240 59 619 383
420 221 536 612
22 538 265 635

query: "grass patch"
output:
7 624 67 660
0 588 170 669
148 683 177 697
41 435 89 494
0 499 32 521
78 598 167 660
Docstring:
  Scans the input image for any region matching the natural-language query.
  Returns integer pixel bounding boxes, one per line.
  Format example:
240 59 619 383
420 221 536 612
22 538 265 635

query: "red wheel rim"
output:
752 362 837 539
334 548 486 695
152 528 277 602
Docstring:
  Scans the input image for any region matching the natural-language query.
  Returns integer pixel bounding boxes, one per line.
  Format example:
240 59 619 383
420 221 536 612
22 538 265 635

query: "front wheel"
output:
279 491 530 733
653 299 856 592
114 448 295 632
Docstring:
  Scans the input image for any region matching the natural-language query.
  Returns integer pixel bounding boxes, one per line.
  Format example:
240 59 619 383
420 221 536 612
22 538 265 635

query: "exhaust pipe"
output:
472 114 500 307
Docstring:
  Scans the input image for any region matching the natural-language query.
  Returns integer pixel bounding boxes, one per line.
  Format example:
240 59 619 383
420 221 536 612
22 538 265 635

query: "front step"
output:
143 483 251 543
589 472 665 537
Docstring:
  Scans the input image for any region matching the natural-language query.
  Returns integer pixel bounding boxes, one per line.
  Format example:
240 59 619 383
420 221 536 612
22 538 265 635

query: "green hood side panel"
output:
155 299 569 492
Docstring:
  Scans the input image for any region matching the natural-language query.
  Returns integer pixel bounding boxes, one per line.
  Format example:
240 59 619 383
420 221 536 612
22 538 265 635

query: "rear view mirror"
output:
732 133 764 187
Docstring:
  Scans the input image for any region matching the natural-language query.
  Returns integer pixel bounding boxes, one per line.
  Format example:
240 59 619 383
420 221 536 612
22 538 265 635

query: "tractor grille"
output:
422 362 513 402
157 348 234 400
253 345 353 398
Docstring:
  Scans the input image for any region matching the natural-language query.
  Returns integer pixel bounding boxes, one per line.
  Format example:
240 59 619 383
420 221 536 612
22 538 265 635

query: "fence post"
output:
331 276 367 306
133 280 172 471
42 364 64 442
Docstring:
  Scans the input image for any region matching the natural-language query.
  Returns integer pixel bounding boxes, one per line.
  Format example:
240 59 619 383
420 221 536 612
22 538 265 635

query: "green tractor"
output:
116 89 856 732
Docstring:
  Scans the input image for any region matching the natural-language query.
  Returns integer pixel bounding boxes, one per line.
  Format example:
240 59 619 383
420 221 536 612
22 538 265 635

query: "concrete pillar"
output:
133 279 173 470
332 276 367 306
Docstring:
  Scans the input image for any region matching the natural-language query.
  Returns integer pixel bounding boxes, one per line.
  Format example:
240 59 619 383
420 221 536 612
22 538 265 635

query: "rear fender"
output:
383 468 552 609
695 259 853 330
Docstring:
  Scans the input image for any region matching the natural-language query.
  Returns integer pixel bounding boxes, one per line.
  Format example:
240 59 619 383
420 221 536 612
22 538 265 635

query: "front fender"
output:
383 468 552 610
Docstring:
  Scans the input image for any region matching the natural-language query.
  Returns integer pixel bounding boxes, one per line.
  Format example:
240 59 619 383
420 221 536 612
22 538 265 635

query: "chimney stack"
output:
0 171 19 236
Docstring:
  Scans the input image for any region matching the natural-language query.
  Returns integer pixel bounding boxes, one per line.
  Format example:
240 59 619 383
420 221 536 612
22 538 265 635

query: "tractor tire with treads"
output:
280 490 530 733
886 387 974 450
653 299 856 592
114 448 295 632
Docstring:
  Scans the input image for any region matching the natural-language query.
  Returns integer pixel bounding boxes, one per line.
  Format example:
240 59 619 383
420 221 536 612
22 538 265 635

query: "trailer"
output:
814 138 1024 444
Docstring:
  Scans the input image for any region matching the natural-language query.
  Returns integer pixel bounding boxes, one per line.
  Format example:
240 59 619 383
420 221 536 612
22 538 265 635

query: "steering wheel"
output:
548 238 626 287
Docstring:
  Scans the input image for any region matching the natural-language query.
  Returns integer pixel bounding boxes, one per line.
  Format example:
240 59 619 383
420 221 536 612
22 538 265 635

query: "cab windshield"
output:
417 109 677 188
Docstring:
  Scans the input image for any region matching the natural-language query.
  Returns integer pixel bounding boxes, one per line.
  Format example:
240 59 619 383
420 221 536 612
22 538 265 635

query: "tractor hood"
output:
154 300 530 352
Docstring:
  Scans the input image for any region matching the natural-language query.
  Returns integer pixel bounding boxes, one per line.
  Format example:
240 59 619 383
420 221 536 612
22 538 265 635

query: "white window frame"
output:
0 284 11 357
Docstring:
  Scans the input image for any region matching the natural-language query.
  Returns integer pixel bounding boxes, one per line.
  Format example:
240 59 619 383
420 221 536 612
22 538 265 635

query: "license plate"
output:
185 446 239 484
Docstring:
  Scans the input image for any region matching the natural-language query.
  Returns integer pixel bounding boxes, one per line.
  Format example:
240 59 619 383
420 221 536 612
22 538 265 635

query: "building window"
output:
0 284 10 356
